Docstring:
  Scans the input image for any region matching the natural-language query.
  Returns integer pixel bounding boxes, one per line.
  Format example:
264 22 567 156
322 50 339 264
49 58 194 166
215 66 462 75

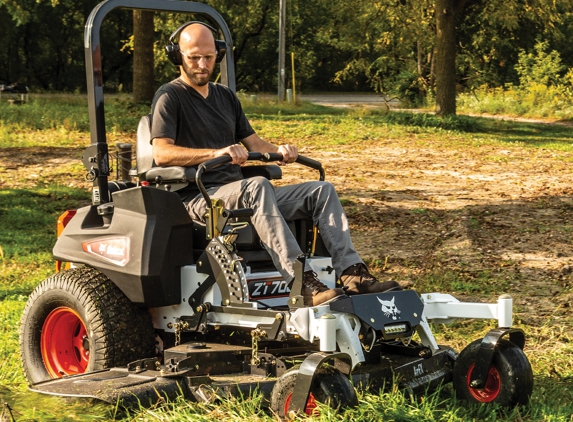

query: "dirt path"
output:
2 131 572 325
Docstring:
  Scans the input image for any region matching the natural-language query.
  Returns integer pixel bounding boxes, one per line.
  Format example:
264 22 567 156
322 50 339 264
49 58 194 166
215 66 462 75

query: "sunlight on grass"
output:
2 95 572 153
0 300 26 387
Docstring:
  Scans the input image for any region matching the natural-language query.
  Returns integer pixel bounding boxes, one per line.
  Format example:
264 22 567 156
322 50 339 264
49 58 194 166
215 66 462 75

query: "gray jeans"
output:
185 176 362 284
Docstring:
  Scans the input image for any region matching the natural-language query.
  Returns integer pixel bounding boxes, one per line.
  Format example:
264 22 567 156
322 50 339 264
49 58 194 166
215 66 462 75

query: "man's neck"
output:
179 75 209 98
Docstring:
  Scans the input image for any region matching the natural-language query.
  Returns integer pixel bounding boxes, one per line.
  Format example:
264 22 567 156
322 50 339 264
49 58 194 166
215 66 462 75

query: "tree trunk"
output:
434 0 457 117
132 10 155 103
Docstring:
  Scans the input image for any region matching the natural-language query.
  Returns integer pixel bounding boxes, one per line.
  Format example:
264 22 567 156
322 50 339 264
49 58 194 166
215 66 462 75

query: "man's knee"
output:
244 176 273 192
314 180 338 200
320 180 336 193
243 176 275 203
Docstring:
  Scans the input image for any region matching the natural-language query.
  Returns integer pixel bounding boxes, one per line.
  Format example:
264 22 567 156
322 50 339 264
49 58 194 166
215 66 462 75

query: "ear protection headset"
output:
165 21 227 66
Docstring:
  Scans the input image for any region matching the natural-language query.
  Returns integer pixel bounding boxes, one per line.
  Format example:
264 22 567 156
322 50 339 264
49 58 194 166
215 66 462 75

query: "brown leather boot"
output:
338 263 401 295
302 271 345 306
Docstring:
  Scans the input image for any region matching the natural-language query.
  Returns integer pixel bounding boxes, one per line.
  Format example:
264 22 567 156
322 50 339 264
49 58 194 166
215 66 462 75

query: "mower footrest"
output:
30 368 186 406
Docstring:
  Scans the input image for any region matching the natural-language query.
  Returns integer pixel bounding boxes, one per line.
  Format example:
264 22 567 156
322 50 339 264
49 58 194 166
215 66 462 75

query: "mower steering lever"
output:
196 152 324 208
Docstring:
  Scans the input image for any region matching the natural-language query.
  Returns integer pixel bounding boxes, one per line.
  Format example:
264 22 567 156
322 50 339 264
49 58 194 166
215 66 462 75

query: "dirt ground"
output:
2 119 573 326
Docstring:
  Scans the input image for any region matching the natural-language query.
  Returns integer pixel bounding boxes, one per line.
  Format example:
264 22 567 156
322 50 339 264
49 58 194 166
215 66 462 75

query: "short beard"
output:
188 68 212 86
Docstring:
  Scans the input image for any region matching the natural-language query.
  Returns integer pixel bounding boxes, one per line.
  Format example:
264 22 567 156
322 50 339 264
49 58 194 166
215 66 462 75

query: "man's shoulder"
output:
210 82 237 98
156 78 187 95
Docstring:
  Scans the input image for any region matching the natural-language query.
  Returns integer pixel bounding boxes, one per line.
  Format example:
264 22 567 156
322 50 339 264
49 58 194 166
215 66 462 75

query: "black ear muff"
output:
165 21 227 67
215 40 227 63
165 43 183 66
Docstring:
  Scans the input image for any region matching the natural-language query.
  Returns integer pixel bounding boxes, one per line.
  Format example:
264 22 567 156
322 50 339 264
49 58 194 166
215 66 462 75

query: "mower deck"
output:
29 341 456 406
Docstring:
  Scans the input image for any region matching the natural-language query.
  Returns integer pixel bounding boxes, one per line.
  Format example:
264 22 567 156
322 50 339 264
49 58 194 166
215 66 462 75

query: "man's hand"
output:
277 144 298 165
219 144 249 165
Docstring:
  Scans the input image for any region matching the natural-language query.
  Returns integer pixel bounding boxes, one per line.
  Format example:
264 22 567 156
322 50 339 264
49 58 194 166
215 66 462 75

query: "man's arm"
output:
152 137 248 166
240 133 298 164
152 133 297 167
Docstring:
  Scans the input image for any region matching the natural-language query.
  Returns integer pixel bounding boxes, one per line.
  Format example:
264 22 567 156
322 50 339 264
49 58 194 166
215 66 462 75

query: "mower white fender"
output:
289 306 365 368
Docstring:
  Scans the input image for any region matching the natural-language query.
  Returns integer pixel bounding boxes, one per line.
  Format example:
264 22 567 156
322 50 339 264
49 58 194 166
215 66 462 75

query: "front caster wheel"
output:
453 338 533 407
270 365 357 419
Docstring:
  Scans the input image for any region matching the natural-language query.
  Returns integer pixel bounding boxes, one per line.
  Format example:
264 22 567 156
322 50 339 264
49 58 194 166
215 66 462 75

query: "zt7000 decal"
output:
248 278 290 299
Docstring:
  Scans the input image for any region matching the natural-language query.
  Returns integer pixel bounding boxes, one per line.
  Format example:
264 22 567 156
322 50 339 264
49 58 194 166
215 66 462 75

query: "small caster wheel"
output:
270 364 357 420
453 338 533 406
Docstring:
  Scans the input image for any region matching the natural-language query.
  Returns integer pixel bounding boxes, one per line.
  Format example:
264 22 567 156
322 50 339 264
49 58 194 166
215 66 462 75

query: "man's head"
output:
176 23 218 88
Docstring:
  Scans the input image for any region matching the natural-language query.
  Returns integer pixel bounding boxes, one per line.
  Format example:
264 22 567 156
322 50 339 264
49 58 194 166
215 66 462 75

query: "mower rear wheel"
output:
270 364 357 419
453 338 533 407
20 267 156 384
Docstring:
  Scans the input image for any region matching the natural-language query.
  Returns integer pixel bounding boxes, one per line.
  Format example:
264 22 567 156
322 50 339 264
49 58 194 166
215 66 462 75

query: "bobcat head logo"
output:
377 296 401 320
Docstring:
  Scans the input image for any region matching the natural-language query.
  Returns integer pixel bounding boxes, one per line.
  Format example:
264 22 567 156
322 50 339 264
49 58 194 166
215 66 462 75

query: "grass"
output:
2 95 573 420
412 269 514 295
3 94 573 151
458 84 573 121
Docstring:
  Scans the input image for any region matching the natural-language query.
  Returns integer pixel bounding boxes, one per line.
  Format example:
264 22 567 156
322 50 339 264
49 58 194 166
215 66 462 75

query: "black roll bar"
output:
84 0 235 204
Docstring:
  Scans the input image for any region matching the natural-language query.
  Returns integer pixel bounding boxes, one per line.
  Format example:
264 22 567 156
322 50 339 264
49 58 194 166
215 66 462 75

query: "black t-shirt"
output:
150 79 255 198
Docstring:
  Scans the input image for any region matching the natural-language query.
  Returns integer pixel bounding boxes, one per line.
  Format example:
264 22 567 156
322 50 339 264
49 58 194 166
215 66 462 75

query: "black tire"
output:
452 338 533 407
20 266 156 384
270 364 358 419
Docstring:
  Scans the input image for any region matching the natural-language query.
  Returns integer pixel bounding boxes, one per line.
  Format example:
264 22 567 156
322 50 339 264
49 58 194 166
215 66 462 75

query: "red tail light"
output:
56 210 77 272
57 210 77 238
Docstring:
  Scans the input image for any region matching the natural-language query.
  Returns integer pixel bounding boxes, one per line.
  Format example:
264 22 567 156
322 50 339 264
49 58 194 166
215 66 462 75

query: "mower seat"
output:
132 115 196 190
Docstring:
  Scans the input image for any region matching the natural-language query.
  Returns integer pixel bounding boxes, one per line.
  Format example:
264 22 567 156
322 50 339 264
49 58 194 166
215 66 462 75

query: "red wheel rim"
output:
466 363 502 402
284 391 318 416
40 307 89 378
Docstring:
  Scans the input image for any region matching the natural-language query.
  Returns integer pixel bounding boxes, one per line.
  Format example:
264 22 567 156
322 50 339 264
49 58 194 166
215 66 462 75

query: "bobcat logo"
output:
377 296 401 320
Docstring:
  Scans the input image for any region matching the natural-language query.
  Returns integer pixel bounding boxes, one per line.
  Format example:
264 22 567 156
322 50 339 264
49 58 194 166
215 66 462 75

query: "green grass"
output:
458 84 573 121
412 269 514 295
0 187 89 299
3 94 573 151
2 96 573 420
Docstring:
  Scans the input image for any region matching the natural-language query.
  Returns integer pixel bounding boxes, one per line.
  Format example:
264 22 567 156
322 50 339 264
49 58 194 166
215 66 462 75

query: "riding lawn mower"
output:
18 0 534 418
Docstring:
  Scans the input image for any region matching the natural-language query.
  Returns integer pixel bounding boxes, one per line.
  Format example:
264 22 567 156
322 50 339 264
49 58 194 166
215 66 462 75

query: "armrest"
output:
145 166 197 183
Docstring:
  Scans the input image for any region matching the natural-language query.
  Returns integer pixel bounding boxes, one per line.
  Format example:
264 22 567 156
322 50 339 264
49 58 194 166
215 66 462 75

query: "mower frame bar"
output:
421 293 513 328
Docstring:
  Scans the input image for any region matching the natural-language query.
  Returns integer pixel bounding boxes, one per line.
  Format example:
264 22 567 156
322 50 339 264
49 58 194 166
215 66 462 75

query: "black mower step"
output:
30 367 276 407
30 368 185 406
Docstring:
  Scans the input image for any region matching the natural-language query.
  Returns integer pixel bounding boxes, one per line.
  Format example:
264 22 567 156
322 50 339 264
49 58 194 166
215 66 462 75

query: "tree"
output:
434 0 457 116
132 10 155 103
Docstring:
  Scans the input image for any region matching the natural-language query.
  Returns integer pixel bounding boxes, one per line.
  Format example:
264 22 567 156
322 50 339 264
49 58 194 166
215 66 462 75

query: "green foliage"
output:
2 0 573 107
331 0 435 100
515 41 566 87
457 0 569 90
459 83 573 120
458 43 573 120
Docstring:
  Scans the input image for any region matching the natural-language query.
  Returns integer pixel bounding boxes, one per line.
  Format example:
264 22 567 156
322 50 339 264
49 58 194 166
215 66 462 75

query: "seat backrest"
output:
136 115 154 176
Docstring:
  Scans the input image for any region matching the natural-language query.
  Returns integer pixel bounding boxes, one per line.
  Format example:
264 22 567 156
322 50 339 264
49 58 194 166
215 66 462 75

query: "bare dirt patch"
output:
280 142 573 325
3 136 573 325
0 147 88 189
